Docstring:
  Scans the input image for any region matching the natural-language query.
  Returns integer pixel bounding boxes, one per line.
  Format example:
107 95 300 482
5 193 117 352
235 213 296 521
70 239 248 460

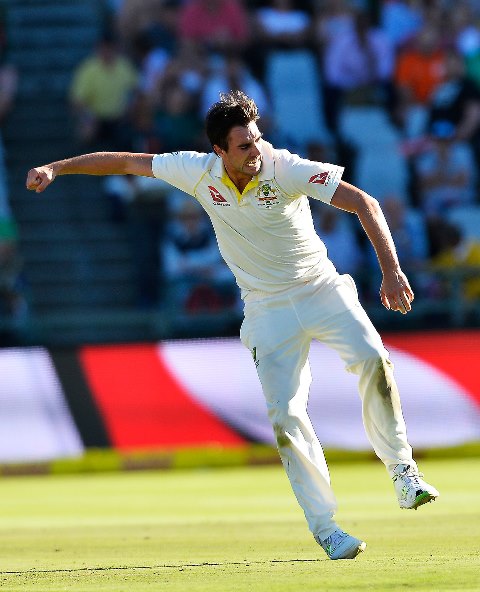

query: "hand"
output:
25 165 55 193
380 269 414 314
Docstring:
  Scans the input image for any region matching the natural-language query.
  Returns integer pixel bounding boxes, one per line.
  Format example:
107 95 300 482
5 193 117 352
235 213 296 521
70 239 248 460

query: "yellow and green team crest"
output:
261 183 272 196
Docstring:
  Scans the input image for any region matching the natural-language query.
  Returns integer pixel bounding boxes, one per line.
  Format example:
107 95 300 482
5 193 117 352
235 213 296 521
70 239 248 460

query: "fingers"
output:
26 168 50 193
397 292 410 315
382 291 413 314
380 272 415 314
26 169 42 191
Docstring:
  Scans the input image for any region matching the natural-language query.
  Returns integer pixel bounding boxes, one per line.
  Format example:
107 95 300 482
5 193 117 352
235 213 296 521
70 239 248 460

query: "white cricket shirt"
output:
152 140 343 298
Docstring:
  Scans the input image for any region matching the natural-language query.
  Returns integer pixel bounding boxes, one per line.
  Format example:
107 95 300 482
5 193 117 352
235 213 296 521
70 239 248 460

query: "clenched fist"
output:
25 165 56 193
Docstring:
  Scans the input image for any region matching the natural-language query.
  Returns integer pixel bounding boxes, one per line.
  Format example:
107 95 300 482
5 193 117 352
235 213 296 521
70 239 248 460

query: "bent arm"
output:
26 152 155 193
331 180 413 313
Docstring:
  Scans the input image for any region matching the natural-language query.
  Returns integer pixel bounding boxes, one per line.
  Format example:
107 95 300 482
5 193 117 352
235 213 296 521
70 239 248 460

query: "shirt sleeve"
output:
151 151 210 196
274 149 344 204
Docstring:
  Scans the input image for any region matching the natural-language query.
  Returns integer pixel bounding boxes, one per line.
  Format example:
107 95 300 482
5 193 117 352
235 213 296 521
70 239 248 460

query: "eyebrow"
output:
238 133 263 148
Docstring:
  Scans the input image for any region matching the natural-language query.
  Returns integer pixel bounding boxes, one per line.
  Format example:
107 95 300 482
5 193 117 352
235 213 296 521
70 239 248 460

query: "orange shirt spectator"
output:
395 26 446 104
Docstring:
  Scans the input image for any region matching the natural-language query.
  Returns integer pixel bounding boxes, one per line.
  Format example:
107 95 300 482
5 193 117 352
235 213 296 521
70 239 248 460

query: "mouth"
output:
245 158 261 170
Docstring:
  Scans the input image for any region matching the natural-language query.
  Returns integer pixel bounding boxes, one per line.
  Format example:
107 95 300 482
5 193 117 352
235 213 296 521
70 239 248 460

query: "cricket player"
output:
26 91 439 560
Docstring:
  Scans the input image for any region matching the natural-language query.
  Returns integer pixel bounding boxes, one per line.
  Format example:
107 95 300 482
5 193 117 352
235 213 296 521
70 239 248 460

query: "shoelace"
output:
393 466 425 487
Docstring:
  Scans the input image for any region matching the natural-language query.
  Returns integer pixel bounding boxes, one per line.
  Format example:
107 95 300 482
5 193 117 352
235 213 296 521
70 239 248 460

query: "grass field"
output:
0 457 479 591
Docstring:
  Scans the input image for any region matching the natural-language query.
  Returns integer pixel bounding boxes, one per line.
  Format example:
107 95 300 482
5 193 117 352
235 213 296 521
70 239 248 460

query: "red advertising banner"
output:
79 331 480 452
0 331 479 464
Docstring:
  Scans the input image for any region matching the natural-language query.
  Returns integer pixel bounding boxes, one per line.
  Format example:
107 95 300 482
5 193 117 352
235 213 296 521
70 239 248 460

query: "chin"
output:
246 163 261 175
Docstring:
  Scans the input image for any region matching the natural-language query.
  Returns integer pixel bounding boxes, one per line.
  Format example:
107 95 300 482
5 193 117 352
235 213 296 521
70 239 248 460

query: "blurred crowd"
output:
3 0 480 328
69 0 480 315
0 13 27 342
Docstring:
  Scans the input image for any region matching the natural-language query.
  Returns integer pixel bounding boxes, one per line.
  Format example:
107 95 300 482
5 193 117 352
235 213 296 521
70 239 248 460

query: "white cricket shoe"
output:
393 464 439 510
315 528 366 560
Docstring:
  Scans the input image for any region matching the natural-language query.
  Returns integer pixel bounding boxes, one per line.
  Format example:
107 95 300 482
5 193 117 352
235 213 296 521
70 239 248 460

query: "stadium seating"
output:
339 106 409 200
265 50 331 149
3 0 148 343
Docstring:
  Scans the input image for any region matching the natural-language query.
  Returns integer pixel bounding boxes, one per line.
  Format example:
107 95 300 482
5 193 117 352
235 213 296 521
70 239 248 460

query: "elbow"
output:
355 192 380 217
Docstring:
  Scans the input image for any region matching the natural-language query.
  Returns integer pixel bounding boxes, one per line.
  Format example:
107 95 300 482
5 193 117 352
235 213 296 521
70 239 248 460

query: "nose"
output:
250 143 260 157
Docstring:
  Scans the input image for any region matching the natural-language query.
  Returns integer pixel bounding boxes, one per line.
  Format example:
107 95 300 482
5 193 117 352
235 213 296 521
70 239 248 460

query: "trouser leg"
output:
349 355 416 475
256 341 338 541
311 277 417 476
298 273 417 476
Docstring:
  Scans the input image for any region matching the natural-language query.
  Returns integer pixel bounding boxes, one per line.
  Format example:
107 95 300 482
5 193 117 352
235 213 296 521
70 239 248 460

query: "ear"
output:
213 144 224 157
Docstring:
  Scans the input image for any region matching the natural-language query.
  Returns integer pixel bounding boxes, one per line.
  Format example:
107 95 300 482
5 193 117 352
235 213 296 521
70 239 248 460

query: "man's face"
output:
214 122 263 179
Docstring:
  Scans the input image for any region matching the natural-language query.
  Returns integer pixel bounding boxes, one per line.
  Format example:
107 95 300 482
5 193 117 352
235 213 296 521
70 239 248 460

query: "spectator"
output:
427 49 480 180
0 219 28 342
115 0 178 54
450 1 480 59
146 42 207 108
151 82 205 153
131 30 171 97
314 1 354 136
137 44 208 151
380 0 424 50
313 0 355 48
69 31 139 151
0 34 26 341
163 196 237 313
200 54 272 134
415 119 476 217
177 0 250 57
248 0 311 83
430 220 480 304
394 24 446 132
320 9 395 135
0 41 17 225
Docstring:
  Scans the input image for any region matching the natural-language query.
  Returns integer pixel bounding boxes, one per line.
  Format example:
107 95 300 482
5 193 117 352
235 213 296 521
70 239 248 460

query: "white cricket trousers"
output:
240 273 417 541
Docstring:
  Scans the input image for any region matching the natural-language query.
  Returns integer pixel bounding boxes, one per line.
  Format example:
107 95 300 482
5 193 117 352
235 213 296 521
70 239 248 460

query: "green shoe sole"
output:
412 491 436 510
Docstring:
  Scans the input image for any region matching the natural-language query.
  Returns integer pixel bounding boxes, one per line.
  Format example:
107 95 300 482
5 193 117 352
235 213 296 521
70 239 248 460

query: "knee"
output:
267 398 290 427
348 352 390 376
353 355 400 400
267 401 296 448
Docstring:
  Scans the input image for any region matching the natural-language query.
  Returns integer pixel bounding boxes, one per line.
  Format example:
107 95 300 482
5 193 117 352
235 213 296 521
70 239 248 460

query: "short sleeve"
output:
151 151 210 196
274 149 344 204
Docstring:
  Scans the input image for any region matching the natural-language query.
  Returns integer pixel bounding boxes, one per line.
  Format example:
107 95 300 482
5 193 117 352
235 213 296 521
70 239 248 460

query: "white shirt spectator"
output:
325 24 395 89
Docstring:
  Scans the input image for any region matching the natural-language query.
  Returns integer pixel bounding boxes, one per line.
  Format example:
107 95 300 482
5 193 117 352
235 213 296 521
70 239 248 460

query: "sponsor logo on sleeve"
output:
308 171 331 185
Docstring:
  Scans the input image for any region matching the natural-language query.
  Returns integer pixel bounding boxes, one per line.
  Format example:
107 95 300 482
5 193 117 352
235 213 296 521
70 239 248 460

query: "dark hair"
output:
205 90 259 151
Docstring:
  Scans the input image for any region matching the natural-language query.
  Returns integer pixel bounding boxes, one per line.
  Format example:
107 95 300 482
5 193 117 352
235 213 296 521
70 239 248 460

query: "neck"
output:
224 165 254 193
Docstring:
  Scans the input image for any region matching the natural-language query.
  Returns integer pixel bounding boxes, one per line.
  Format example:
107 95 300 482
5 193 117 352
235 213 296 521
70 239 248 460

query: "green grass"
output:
0 457 479 591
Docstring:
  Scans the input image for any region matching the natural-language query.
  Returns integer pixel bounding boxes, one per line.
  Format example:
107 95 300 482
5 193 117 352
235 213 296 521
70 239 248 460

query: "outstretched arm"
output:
26 152 155 193
331 180 413 314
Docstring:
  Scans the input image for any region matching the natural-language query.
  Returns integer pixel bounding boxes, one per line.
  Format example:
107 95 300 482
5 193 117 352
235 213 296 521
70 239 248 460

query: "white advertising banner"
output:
0 348 84 463
161 338 480 450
